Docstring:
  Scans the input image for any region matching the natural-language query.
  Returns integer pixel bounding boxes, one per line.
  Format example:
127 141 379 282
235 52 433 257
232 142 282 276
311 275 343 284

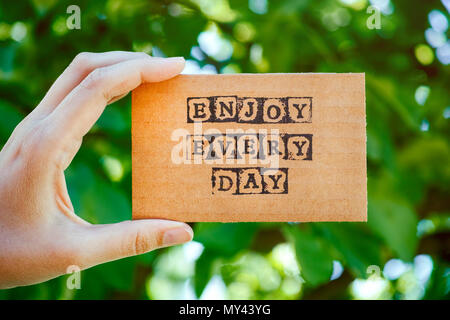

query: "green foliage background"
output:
0 0 449 299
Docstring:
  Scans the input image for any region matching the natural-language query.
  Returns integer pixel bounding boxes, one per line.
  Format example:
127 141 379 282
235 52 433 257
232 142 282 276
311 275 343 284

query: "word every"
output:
212 167 288 195
185 133 312 162
187 96 312 123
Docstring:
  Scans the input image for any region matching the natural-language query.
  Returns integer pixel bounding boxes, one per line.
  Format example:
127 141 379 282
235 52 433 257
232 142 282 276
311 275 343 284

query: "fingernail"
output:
165 56 185 63
162 225 193 246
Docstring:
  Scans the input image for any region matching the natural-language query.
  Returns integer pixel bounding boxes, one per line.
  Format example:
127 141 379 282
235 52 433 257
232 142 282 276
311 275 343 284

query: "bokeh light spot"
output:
415 44 434 65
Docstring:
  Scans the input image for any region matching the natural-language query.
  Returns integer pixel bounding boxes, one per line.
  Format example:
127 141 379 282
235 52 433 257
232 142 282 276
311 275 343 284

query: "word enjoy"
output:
187 96 312 123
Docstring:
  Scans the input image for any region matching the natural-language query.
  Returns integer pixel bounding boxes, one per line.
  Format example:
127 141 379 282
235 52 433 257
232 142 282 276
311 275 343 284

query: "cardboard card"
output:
132 74 366 222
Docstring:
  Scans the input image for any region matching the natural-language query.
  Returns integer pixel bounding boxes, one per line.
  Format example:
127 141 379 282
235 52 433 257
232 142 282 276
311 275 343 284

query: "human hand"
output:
0 51 193 289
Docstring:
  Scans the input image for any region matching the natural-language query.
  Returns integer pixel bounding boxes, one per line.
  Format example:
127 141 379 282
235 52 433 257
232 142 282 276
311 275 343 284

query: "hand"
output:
0 51 193 289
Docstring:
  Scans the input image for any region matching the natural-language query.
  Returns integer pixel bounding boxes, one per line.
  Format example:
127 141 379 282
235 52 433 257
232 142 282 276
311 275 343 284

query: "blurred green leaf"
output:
93 257 137 292
423 262 450 299
194 222 258 257
67 162 130 224
368 198 419 261
316 223 383 278
285 225 333 287
193 250 215 297
0 100 23 142
96 103 128 135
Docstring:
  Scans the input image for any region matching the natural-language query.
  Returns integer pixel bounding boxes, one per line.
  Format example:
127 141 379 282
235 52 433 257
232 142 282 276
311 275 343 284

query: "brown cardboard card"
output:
132 74 366 222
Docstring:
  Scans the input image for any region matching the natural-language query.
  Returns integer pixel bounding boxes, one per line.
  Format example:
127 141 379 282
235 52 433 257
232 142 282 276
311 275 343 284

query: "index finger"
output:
45 56 185 145
35 51 152 117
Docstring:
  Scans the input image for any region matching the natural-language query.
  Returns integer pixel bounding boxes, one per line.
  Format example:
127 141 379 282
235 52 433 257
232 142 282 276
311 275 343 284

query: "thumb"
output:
74 219 193 269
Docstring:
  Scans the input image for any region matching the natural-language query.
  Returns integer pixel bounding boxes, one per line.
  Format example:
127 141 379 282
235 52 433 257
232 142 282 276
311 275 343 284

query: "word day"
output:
212 167 289 195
